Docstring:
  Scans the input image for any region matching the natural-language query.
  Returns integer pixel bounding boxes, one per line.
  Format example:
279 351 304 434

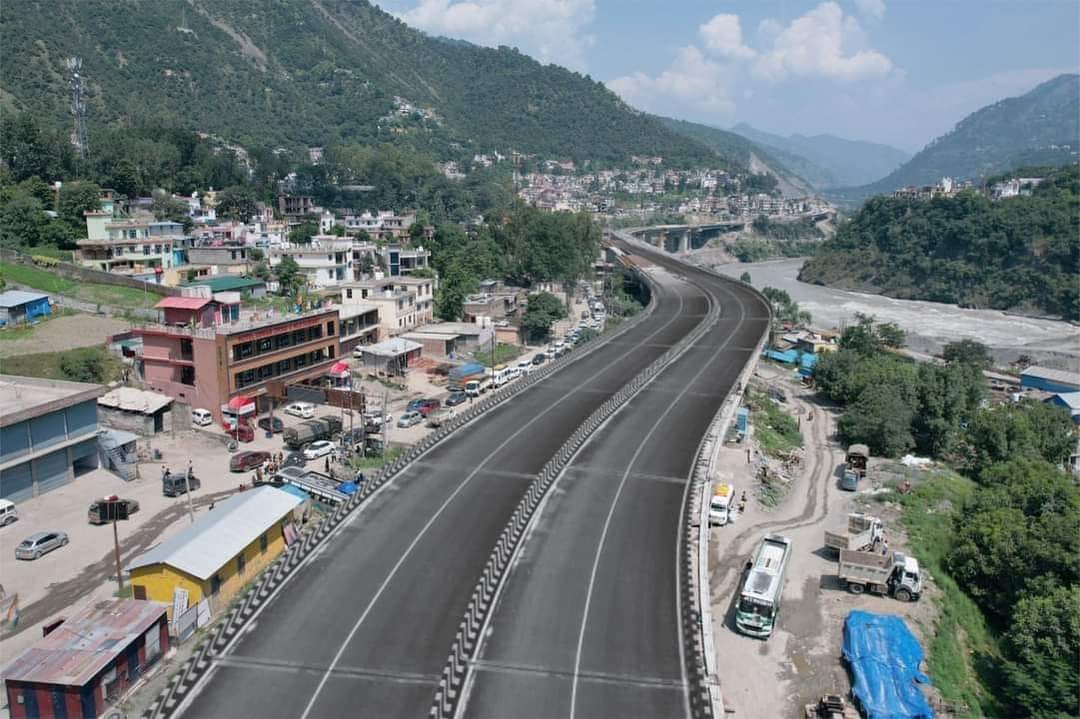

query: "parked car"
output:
302 440 335 461
230 451 272 473
257 416 285 433
406 398 428 412
282 451 306 469
339 428 366 448
516 360 533 374
224 421 255 443
445 391 468 407
415 399 441 416
87 496 139 525
532 353 548 366
163 471 201 497
191 408 213 426
15 531 68 560
284 402 315 419
397 410 423 428
0 499 17 527
362 410 392 428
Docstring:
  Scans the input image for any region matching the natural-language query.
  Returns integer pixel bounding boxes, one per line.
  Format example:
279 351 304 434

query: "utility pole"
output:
184 463 195 524
112 518 123 593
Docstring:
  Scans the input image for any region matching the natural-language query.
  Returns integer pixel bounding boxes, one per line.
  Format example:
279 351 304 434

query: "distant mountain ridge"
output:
0 0 722 168
731 124 910 189
846 73 1080 199
654 116 816 197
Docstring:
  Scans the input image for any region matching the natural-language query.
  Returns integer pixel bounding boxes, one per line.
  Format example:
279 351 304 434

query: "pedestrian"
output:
160 464 168 481
881 539 889 556
324 457 330 473
187 459 193 479
209 502 215 511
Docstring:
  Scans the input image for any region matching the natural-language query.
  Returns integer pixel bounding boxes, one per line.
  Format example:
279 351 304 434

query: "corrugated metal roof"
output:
2 599 166 686
0 290 49 308
363 337 422 358
154 296 212 310
98 387 173 414
1021 365 1080 388
1050 391 1080 411
125 486 301 580
186 277 265 292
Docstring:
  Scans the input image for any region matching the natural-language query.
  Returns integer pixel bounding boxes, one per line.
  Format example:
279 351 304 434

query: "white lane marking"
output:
298 281 690 719
569 279 748 719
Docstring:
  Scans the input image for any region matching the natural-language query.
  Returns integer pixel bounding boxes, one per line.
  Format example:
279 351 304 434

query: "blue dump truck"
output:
448 362 486 390
842 611 934 719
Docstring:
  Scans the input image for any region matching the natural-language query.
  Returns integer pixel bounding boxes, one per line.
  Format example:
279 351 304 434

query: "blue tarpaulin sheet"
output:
843 611 934 719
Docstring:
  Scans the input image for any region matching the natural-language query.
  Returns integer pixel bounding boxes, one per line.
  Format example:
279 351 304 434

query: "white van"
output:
191 408 213 426
0 499 18 526
709 483 735 525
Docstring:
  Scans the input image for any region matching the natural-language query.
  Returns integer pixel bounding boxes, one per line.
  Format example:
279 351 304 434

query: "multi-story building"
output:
277 195 315 218
340 275 435 338
385 244 431 276
135 297 341 423
186 245 253 274
335 302 381 355
270 238 353 288
0 375 104 502
77 215 185 275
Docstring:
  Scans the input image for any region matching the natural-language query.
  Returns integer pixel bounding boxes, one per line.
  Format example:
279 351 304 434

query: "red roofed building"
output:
3 599 168 719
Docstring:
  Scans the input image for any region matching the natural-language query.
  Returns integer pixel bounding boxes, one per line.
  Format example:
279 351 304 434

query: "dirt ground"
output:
0 313 131 359
708 365 939 717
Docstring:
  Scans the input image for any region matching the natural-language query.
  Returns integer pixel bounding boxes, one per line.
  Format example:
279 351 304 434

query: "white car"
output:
191 408 213 426
284 402 315 419
516 360 533 374
302 440 335 460
397 410 423 428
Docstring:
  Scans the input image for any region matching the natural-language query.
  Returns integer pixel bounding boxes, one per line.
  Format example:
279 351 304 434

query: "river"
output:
707 258 1080 370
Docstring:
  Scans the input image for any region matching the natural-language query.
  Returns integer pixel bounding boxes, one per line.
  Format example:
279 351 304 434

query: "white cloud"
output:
699 14 755 61
397 0 595 71
753 2 892 82
607 46 735 115
853 0 886 22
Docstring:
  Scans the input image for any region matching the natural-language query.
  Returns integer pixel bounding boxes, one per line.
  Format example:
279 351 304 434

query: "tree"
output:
837 385 915 457
59 350 108 383
150 190 194 233
943 339 993 369
876 322 906 349
275 256 304 294
964 401 1076 477
252 260 271 281
0 189 46 246
110 159 140 198
522 291 565 341
0 114 66 182
739 271 751 283
1002 585 1080 718
434 260 477 320
288 221 318 245
57 181 101 230
214 185 259 222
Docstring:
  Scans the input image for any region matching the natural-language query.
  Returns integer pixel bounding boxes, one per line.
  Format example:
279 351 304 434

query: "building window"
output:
211 574 222 595
293 329 306 345
277 359 291 374
275 333 291 349
260 533 268 553
326 321 335 335
258 338 272 352
237 552 246 574
346 289 353 299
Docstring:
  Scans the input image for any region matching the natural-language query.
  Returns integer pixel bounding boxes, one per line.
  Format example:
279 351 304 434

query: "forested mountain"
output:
843 74 1079 199
731 123 910 189
800 165 1080 320
0 0 714 167
654 116 815 197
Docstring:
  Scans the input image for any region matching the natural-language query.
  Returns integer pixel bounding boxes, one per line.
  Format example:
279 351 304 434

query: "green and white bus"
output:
735 534 792 638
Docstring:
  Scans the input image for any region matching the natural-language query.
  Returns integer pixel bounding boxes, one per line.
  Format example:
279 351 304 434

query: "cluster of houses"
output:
516 167 833 223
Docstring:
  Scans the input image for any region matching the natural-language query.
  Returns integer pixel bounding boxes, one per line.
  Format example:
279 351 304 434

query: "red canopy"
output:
224 395 256 415
329 361 351 377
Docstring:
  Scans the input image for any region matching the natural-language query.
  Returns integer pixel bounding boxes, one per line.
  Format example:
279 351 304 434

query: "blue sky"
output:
377 0 1079 152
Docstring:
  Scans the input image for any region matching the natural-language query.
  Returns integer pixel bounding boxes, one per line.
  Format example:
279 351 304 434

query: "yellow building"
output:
126 486 302 615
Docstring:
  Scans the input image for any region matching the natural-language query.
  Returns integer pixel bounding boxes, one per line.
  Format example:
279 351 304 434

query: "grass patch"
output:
747 390 802 457
0 262 154 310
872 467 1006 717
475 343 524 367
0 324 36 341
1 346 125 384
350 445 404 471
113 584 134 599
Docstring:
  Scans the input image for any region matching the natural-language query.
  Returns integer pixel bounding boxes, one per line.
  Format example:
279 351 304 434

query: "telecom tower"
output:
66 57 88 161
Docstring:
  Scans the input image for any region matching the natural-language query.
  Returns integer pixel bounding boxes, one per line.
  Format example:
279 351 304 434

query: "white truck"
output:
709 483 736 525
837 549 922 602
824 513 885 554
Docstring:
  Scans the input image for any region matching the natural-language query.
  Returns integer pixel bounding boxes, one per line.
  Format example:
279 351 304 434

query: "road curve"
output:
458 238 770 718
181 267 715 718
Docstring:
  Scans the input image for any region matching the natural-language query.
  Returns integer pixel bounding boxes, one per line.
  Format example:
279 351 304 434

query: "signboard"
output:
171 587 189 625
196 598 212 628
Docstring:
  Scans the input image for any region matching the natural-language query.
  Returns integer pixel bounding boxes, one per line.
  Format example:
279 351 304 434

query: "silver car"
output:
15 531 69 560
397 410 423 428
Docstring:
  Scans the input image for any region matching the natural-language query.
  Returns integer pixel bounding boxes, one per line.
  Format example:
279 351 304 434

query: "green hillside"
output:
0 0 714 167
800 165 1080 320
846 74 1079 198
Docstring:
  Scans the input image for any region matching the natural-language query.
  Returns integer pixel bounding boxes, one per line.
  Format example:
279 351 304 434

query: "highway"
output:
459 243 770 718
182 265 713 718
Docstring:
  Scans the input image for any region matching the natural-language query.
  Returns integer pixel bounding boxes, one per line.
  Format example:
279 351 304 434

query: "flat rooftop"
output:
0 375 105 428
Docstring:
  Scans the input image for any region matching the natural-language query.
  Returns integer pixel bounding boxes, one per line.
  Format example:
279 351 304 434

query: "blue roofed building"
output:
1020 365 1080 394
0 290 51 327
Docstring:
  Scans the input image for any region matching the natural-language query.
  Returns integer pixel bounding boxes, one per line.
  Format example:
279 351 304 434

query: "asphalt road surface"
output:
183 267 710 717
460 245 770 718
181 240 767 718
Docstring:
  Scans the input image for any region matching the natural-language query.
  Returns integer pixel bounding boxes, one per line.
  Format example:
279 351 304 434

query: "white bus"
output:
735 534 791 638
